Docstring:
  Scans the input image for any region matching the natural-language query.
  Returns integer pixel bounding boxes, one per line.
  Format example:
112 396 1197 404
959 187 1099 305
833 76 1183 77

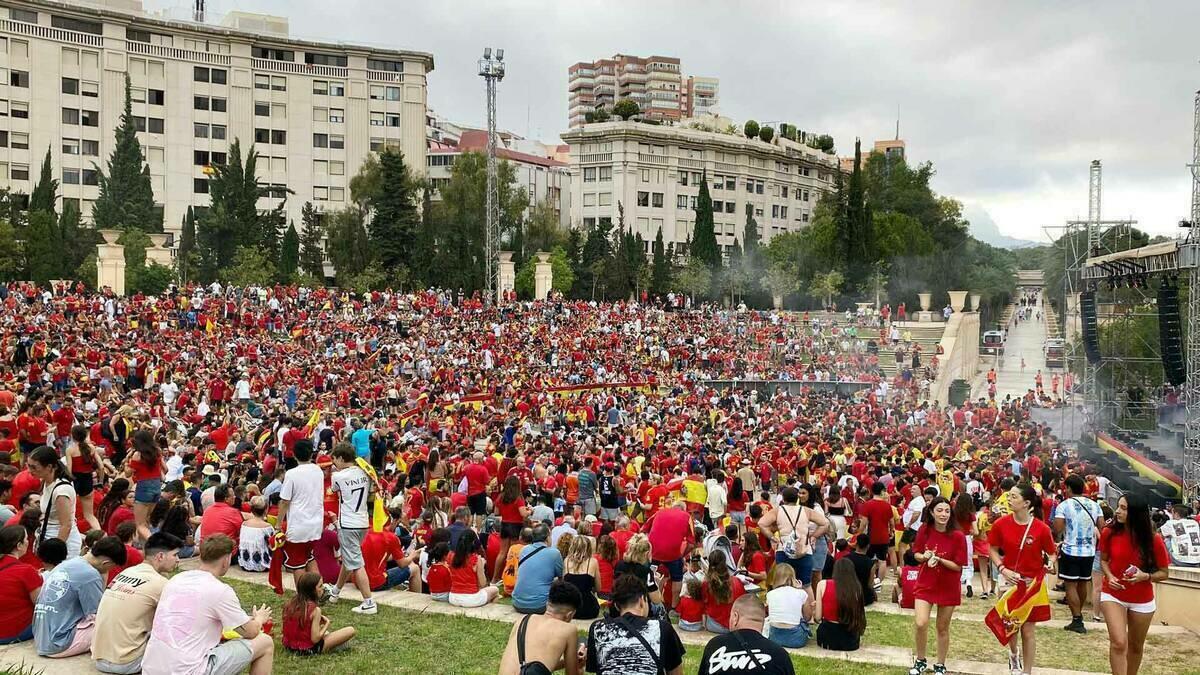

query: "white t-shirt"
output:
766 585 809 626
159 381 179 404
331 465 372 529
1160 518 1200 565
279 463 325 543
141 570 249 675
903 496 926 531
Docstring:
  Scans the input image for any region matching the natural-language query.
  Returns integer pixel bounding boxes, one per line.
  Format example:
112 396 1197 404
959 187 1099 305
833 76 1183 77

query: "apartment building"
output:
683 75 718 118
567 53 717 128
426 130 570 226
561 121 840 256
0 0 432 238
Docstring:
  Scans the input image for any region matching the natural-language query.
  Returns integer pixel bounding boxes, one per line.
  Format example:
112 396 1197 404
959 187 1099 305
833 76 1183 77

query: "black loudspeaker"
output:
1158 284 1186 386
1081 291 1100 364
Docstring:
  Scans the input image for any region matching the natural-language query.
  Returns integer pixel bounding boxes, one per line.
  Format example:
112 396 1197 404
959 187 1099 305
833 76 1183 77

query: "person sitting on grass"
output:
33 534 126 657
362 509 422 594
92 532 184 674
426 541 453 602
448 529 499 607
675 578 704 632
498 580 583 675
282 571 357 656
0 524 43 645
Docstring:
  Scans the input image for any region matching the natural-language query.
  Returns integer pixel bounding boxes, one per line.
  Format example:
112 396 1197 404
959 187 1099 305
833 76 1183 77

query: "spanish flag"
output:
205 318 214 333
984 576 1051 645
355 457 388 533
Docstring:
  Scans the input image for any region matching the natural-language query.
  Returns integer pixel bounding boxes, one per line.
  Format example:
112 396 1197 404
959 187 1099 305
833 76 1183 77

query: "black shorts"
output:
1058 553 1094 580
467 492 488 516
500 522 524 539
867 543 890 561
286 638 325 656
900 529 918 545
73 472 95 497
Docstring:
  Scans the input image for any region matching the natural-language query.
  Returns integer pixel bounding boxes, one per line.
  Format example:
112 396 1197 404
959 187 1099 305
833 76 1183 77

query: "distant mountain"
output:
965 205 1041 249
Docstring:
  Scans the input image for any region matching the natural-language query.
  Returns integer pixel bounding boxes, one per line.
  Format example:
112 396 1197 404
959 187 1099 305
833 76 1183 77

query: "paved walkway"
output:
975 299 1049 401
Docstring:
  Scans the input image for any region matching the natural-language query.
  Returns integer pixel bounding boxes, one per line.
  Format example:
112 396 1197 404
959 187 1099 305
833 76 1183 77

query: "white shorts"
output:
449 589 490 608
1100 592 1156 614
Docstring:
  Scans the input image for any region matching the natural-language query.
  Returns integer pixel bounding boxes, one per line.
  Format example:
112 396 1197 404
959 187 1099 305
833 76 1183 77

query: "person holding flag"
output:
987 484 1057 675
324 443 378 614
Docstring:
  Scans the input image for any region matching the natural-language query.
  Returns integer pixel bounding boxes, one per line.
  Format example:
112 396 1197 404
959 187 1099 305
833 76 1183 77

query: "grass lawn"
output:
228 579 906 674
862 609 1200 675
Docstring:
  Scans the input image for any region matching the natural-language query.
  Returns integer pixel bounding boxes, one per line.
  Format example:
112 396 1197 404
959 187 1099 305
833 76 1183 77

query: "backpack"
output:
516 615 554 675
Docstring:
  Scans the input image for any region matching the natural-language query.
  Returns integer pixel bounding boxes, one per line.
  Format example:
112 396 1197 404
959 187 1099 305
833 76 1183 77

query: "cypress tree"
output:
412 181 437 287
29 147 58 219
177 206 197 283
26 211 59 286
279 221 300 279
367 148 420 280
691 170 720 270
59 200 87 272
651 226 670 296
299 202 326 279
93 75 157 232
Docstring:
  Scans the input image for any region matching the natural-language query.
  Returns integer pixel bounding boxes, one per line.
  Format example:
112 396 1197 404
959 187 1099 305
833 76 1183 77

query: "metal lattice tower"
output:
478 48 506 303
1088 159 1102 252
1083 160 1102 427
1185 90 1200 501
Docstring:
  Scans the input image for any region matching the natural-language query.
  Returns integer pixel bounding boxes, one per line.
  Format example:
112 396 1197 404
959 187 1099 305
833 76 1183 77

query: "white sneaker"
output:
1008 652 1023 675
323 584 339 604
352 600 378 615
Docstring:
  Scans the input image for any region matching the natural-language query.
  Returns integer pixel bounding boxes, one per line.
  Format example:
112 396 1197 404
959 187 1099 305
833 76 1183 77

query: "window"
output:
781 186 789 199
386 86 401 101
329 135 344 149
367 58 404 72
599 166 612 181
640 169 650 183
255 102 270 117
0 100 6 117
329 108 344 123
11 164 29 181
81 169 98 186
312 80 328 95
254 75 270 90
369 86 385 100
271 76 286 91
10 71 28 88
133 116 146 132
369 111 384 126
331 187 345 202
10 101 27 119
678 172 688 186
598 192 612 206
51 16 102 35
194 66 210 82
677 195 688 209
10 8 37 22
269 158 285 173
194 96 210 111
0 131 7 148
10 132 27 149
637 191 649 207
772 205 779 218
211 124 226 140
328 83 344 96
756 181 764 195
194 150 210 166
148 117 163 133
802 212 810 223
780 206 788 219
313 159 328 174
713 200 723 212
330 161 344 175
583 167 596 183
82 139 98 156
194 178 209 194
211 68 226 85
725 201 735 214
252 47 294 62
803 190 810 202
62 77 79 94
305 52 347 67
314 186 329 201
127 28 151 43
312 107 327 122
583 217 596 229
385 113 400 127
582 193 596 207
194 123 209 138
81 81 98 97
255 128 270 143
212 152 226 165
62 107 80 124
690 196 697 210
62 138 79 155
148 89 164 105
370 138 384 152
271 130 286 144
755 208 764 217
80 109 98 126
62 169 81 185
313 133 328 148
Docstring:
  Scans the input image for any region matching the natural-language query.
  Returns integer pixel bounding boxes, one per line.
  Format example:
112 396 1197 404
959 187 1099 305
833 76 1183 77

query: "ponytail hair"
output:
30 446 70 482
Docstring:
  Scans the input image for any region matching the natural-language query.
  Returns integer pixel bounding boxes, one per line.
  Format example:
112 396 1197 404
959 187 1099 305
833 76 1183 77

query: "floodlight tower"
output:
479 48 506 303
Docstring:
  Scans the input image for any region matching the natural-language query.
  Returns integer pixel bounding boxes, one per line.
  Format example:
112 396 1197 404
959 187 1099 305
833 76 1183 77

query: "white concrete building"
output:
0 0 432 237
560 121 840 256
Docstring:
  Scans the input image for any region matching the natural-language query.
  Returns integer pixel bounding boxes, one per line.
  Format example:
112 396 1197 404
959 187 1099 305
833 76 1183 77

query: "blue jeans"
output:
704 616 729 634
372 565 411 592
775 552 815 585
0 624 33 645
769 623 810 648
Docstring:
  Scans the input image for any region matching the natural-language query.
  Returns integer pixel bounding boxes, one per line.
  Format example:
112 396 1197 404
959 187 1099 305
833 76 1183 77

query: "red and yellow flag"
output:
984 576 1051 645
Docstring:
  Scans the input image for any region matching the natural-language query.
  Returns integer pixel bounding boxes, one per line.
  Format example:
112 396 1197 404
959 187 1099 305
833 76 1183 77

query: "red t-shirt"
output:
464 463 490 496
0 557 42 639
677 595 704 623
646 508 694 562
913 526 967 606
595 555 614 595
9 470 40 509
199 502 244 546
427 562 452 594
701 575 746 629
362 530 404 590
987 514 1056 579
860 498 894 546
448 554 481 594
106 506 135 536
1099 527 1170 604
496 497 526 525
107 545 144 584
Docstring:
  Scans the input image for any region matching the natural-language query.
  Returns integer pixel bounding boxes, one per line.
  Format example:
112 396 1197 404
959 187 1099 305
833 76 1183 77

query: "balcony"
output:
127 40 231 65
0 18 102 47
580 152 613 163
568 77 594 91
253 58 347 78
638 153 668 166
678 157 704 169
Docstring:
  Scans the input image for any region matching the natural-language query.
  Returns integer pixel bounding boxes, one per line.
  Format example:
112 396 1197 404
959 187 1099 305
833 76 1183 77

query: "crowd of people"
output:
0 281 1190 675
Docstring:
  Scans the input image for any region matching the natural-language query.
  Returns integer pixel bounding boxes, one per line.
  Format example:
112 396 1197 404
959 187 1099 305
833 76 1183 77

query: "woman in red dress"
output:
1099 493 1170 675
988 484 1057 675
908 496 967 675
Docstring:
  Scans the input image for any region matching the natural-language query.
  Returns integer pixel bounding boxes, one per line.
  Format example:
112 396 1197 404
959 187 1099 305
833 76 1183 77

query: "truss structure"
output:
1185 90 1200 501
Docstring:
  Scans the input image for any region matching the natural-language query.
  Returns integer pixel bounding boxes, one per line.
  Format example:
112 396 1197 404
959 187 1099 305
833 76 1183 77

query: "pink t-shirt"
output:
141 570 250 675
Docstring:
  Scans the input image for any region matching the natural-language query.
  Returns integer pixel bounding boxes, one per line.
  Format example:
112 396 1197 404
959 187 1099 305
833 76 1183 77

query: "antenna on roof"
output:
895 103 900 140
193 0 206 23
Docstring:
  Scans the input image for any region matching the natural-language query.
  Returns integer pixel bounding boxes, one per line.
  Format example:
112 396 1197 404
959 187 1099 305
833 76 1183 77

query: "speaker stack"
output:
1158 283 1186 386
1081 291 1101 364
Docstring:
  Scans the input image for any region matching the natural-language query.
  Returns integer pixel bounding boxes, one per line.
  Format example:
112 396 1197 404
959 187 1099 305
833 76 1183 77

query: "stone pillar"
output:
948 290 968 312
146 233 174 268
96 229 126 296
970 293 982 312
497 251 516 303
916 291 934 322
772 293 784 310
533 252 553 301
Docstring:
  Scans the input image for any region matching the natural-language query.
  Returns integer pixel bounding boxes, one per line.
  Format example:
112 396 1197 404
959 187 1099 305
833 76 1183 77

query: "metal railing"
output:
1 18 102 47
252 58 347 78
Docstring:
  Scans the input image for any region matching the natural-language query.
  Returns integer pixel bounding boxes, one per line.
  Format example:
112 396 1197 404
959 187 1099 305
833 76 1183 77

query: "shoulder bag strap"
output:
729 629 766 671
38 479 69 547
618 616 663 675
517 614 531 665
519 544 547 566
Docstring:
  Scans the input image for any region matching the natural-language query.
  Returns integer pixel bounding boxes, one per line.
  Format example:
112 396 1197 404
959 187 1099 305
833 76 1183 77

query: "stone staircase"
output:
877 321 946 378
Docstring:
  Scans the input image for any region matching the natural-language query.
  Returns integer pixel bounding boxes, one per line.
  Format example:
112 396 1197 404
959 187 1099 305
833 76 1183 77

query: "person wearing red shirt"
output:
858 482 896 583
988 484 1057 675
908 497 967 675
361 523 420 592
699 549 746 632
199 484 246 548
462 452 491 530
645 501 695 609
491 476 530 582
1098 494 1171 675
8 468 39 511
0 524 42 644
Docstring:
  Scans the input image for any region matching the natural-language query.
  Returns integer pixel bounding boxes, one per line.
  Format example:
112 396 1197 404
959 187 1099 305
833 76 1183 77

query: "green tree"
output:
764 262 799 308
836 138 873 290
612 98 640 121
585 106 611 124
326 207 373 285
514 246 575 298
524 201 567 257
299 202 327 279
573 216 613 299
758 126 775 143
0 218 25 281
650 226 671 296
220 246 276 287
367 149 421 284
75 255 97 288
129 263 174 295
811 270 845 309
279 222 300 280
434 152 526 292
743 120 760 139
93 75 159 233
808 134 836 153
691 170 721 272
672 256 713 300
29 148 58 219
25 211 59 286
411 180 438 286
197 139 268 279
342 262 389 294
176 206 198 283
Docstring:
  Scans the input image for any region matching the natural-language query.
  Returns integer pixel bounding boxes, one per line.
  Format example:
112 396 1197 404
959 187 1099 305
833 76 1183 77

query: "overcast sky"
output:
153 0 1200 241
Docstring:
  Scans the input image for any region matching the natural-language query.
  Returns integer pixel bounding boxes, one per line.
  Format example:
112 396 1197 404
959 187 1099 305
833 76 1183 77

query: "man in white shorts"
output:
326 442 378 614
